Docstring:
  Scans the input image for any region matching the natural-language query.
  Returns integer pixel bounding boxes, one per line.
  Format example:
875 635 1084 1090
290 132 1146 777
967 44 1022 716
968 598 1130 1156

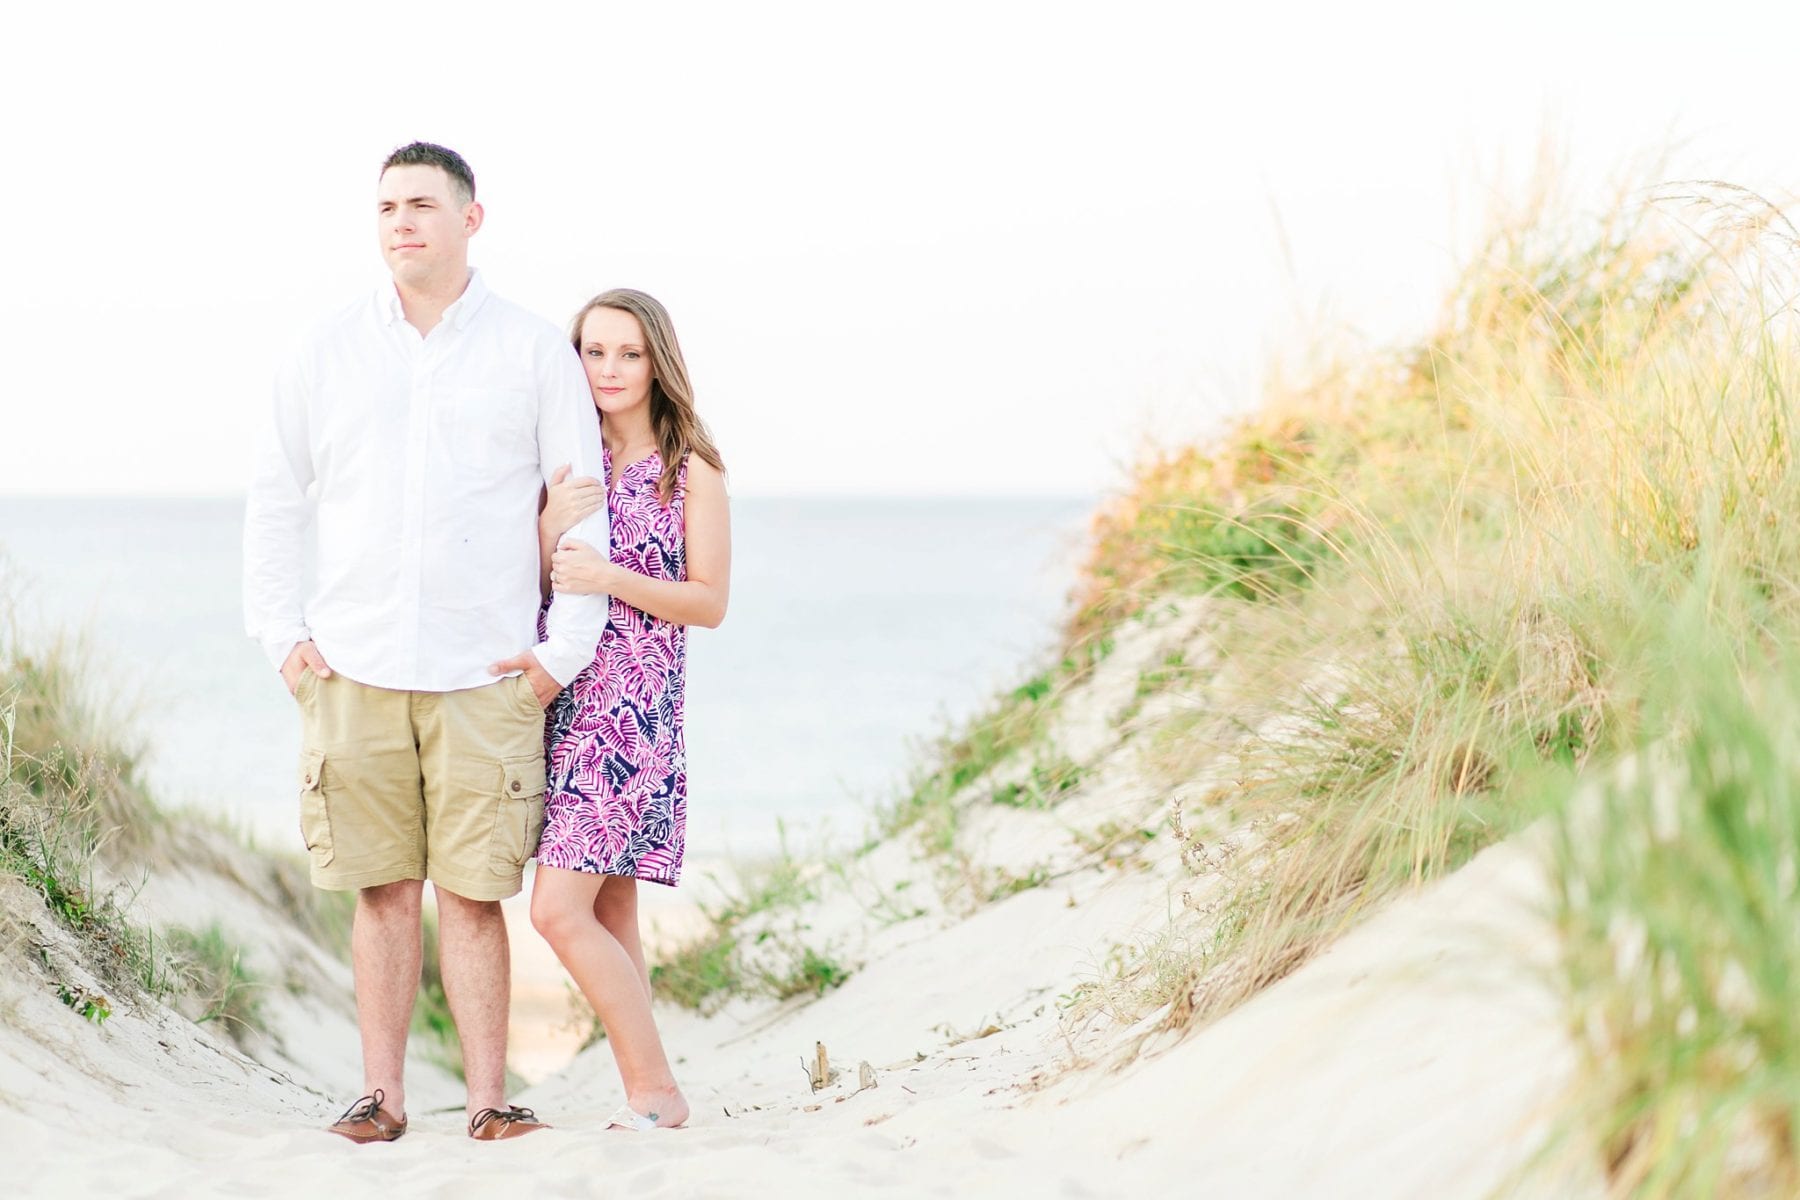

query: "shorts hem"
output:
311 864 426 892
428 867 523 903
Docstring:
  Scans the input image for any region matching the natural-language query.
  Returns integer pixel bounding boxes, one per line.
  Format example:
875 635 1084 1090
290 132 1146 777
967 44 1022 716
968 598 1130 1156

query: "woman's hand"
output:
541 464 605 541
550 538 617 595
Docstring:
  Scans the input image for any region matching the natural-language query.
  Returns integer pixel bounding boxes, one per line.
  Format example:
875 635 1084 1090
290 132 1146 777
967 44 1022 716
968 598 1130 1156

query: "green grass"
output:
1029 178 1800 1188
0 618 471 1079
1071 820 1158 868
650 928 744 1012
649 830 838 1012
873 636 1117 875
1550 627 1800 1197
985 864 1051 901
990 756 1084 809
168 924 266 1046
0 639 178 1003
764 945 851 1000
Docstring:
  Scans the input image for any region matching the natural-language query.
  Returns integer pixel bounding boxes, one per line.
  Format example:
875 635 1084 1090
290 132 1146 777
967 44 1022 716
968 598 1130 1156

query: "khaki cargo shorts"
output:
293 667 547 902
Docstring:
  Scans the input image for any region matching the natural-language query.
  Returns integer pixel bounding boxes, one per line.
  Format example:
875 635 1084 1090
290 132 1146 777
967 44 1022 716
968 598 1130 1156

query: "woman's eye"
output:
625 352 640 359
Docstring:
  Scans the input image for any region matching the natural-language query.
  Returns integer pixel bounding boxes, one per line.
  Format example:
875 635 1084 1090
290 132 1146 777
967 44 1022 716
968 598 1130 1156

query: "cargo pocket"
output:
298 748 335 867
489 756 547 874
506 672 543 721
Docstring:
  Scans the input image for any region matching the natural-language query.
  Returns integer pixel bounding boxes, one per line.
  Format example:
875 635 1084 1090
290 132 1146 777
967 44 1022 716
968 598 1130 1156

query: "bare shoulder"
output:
684 456 728 498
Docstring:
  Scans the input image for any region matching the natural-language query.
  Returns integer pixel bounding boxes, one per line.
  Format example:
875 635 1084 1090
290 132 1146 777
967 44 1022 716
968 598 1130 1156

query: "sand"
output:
0 827 1592 1198
0 604 1598 1198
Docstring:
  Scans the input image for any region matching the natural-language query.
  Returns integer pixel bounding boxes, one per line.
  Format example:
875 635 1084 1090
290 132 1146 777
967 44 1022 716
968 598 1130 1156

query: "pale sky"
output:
6 0 1800 497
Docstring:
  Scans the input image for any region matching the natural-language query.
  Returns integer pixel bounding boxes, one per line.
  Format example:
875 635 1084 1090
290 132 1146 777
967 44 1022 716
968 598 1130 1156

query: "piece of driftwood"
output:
804 1040 838 1092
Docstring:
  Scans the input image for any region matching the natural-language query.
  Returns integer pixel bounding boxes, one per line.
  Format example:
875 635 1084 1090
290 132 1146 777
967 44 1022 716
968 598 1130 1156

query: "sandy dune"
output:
1 824 1592 1199
0 602 1599 1198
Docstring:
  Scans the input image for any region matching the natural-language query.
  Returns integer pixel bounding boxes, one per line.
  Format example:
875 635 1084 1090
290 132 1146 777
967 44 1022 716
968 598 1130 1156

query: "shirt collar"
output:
378 268 491 329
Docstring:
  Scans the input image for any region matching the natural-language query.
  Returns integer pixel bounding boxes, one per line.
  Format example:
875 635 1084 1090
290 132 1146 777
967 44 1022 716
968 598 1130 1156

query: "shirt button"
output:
510 780 522 793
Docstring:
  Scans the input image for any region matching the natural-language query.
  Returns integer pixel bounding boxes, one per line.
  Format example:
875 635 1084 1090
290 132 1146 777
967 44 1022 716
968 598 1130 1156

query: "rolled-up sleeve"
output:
533 340 610 685
242 346 316 670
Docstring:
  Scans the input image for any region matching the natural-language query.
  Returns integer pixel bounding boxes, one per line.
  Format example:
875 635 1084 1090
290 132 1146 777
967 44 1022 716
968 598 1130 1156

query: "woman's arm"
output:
551 460 731 628
539 464 606 600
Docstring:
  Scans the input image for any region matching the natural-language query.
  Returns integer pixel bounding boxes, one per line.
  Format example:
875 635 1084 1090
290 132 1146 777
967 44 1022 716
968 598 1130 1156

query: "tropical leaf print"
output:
538 449 691 887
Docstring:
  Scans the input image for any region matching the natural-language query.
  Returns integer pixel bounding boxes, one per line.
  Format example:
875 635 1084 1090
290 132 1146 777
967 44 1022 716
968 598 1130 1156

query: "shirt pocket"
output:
441 386 535 475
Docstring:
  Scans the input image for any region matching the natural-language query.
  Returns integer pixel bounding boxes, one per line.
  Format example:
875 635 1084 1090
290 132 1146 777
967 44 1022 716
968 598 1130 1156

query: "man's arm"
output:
242 348 317 685
530 342 610 686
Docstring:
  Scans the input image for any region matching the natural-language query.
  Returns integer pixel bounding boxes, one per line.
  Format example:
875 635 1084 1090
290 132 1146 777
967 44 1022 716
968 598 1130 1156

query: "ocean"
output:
0 495 1092 859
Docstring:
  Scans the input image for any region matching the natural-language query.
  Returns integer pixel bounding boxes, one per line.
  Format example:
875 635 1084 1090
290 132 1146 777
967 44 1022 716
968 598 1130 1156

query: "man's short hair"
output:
381 142 476 205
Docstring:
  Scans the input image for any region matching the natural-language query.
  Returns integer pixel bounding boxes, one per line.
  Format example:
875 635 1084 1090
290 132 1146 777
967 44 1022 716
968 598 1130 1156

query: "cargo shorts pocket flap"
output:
299 748 334 866
491 757 547 873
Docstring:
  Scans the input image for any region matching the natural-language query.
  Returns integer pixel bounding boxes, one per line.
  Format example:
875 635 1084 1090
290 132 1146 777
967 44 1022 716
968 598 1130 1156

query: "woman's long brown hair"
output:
569 288 725 505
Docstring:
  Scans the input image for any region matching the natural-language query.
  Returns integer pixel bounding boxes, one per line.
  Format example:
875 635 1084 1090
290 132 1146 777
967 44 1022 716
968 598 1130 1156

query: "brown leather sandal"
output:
469 1105 551 1140
326 1090 408 1143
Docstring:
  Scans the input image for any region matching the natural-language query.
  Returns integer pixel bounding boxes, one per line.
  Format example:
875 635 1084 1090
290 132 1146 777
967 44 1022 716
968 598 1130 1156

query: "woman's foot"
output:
611 1086 689 1129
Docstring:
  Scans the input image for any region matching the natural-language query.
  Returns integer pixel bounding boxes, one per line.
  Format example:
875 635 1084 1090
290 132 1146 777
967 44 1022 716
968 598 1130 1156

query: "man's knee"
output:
359 879 424 921
436 887 505 927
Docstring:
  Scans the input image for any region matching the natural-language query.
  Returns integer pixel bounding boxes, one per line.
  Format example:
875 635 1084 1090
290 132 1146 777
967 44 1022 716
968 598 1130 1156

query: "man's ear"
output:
465 200 485 237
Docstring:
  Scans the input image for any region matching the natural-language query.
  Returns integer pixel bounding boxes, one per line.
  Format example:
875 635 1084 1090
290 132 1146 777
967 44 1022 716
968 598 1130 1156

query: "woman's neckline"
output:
604 443 661 490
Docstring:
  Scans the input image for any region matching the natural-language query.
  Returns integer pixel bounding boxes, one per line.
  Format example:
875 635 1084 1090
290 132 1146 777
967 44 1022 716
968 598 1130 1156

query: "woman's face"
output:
578 306 655 418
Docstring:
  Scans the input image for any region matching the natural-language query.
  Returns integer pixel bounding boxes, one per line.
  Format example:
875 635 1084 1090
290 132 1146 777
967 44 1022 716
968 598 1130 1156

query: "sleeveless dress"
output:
535 446 689 886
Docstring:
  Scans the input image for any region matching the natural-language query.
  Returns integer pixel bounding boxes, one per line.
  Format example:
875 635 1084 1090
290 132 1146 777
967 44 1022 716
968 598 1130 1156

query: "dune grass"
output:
0 632 177 1005
0 616 470 1075
607 173 1800 1194
649 834 855 1012
1047 177 1800 1190
167 923 266 1046
1553 648 1800 1197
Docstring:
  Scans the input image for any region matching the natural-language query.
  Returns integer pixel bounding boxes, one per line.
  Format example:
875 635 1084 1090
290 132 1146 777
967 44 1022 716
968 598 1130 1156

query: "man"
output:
243 141 608 1142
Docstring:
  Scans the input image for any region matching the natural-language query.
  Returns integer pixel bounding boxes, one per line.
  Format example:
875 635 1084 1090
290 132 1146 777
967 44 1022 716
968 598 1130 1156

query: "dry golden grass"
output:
1035 175 1800 1192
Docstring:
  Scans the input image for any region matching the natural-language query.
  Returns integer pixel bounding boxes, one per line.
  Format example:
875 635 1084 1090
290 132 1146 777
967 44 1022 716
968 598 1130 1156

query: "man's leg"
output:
353 879 425 1117
435 886 511 1120
415 674 546 1127
297 669 428 1132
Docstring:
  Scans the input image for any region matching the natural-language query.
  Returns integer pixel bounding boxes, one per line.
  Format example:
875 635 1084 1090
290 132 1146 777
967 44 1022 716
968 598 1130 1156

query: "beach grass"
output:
167 923 267 1046
649 833 857 1012
0 632 177 1003
0 615 468 1073
1552 651 1800 1197
607 173 1800 1192
1049 177 1800 1188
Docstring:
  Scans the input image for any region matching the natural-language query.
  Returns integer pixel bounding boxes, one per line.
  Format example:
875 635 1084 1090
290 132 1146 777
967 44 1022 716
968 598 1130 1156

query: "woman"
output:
530 288 730 1131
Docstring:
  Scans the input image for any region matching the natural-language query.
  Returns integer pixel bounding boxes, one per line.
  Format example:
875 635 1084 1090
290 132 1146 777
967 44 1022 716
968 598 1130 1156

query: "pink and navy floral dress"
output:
535 446 688 886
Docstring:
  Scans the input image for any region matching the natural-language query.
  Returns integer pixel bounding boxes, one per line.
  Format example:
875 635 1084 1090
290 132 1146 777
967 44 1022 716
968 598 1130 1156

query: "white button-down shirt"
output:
243 270 609 691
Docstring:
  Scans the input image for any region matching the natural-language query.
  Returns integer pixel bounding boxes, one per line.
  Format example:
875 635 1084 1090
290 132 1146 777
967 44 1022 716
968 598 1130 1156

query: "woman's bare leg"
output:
593 876 652 1002
531 866 688 1126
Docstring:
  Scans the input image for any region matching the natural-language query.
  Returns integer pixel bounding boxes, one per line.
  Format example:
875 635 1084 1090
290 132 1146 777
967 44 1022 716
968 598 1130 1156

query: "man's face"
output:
376 164 480 286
